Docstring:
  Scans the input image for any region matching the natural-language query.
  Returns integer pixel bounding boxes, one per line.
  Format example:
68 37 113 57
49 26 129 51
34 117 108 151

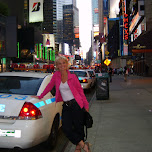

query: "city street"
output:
1 0 152 151
65 74 152 152
1 74 152 152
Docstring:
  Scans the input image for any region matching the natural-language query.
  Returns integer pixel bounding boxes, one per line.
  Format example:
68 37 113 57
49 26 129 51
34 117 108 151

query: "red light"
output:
31 110 36 116
23 107 28 113
19 102 42 119
83 79 88 83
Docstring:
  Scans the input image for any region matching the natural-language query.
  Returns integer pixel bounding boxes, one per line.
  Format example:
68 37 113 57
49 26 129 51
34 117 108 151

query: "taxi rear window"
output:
70 71 87 77
88 71 95 77
0 76 43 95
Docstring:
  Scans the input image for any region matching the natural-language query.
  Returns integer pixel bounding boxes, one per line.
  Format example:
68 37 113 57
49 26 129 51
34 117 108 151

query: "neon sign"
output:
124 13 129 41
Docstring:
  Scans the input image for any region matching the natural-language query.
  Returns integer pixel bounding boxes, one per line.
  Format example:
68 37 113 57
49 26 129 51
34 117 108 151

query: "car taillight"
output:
82 79 88 83
18 102 42 120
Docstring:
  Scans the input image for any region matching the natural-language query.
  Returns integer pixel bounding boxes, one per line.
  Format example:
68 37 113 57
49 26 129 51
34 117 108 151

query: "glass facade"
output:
63 5 74 45
92 0 99 25
57 20 63 43
56 0 77 44
43 0 57 35
57 0 64 20
56 0 64 43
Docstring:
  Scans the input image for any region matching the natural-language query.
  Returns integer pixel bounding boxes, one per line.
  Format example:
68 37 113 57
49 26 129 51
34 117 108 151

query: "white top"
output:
59 81 74 102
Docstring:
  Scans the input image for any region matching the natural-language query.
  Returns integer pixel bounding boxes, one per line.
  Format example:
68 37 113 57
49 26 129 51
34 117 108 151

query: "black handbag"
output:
83 109 93 141
84 110 93 128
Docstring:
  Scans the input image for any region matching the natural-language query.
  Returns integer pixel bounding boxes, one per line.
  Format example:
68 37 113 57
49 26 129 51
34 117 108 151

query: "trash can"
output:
95 73 109 100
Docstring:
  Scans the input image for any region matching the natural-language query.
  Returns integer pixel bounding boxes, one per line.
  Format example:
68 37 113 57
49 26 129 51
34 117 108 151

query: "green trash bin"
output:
95 73 109 100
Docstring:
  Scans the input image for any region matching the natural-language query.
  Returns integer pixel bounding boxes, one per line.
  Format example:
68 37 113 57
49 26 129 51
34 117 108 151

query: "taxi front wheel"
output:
45 115 59 149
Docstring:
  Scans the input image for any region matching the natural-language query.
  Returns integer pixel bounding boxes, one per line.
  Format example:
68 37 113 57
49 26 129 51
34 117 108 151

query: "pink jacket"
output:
38 70 89 109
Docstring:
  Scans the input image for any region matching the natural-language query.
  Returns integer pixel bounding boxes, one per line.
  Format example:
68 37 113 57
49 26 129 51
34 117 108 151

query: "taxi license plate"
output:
0 129 21 138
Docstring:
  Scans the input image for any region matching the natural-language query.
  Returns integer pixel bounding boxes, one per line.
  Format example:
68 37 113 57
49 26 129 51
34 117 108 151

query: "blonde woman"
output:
35 56 90 152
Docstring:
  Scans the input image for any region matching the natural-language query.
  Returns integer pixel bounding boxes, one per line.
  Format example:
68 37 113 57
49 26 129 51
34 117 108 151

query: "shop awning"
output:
129 30 152 54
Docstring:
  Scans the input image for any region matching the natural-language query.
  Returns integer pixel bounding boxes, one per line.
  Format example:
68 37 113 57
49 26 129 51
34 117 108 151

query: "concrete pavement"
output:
64 74 152 152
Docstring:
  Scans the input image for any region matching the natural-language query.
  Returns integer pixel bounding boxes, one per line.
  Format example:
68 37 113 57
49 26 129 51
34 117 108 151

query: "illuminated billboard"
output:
75 34 79 38
43 34 55 48
94 8 98 13
74 27 79 38
124 13 129 42
93 24 99 37
29 0 43 23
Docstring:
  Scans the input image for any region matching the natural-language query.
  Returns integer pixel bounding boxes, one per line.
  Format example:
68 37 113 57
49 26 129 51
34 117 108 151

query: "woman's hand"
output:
85 108 89 112
31 95 39 99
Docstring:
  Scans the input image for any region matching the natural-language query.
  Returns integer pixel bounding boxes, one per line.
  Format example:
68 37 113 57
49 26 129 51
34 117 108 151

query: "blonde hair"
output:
55 56 69 70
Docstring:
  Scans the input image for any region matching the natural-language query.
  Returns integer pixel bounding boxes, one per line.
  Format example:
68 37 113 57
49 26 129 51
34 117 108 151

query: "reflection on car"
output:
69 69 93 90
0 72 63 149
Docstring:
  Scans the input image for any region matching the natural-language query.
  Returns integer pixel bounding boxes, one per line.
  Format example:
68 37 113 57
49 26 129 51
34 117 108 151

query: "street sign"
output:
105 51 109 55
104 59 111 66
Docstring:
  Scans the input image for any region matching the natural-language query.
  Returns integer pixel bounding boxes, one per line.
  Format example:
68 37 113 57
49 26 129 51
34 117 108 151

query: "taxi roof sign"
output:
104 59 111 66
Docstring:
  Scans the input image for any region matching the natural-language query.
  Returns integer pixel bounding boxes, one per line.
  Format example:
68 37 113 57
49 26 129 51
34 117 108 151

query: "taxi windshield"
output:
0 76 43 95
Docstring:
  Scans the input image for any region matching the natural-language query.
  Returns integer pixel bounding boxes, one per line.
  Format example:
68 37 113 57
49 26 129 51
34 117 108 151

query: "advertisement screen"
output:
43 34 55 48
29 0 43 23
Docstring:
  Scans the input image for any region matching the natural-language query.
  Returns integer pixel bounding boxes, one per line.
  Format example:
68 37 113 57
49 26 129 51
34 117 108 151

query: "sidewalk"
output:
64 75 152 152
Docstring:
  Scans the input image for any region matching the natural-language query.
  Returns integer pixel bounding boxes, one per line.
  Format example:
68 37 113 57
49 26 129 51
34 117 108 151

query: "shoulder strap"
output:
84 126 88 141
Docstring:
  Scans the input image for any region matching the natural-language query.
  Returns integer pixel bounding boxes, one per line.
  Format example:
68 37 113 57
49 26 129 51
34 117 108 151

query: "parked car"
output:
19 64 26 68
69 69 93 89
0 72 63 149
86 69 96 87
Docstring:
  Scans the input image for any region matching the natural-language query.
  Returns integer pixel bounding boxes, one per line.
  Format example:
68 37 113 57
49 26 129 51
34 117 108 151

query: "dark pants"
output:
62 99 85 145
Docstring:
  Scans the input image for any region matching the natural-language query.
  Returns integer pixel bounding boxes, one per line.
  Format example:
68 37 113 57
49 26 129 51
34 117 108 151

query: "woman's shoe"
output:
85 142 91 152
82 142 91 152
75 144 81 152
75 148 81 152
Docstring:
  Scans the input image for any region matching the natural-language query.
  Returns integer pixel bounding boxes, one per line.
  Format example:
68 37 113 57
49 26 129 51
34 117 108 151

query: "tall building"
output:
56 0 79 54
0 0 24 26
129 0 152 76
92 0 110 63
0 0 21 69
0 14 7 71
25 0 57 36
43 0 57 35
63 5 74 46
73 4 79 50
92 0 99 26
56 0 64 44
57 0 64 20
108 18 120 58
64 0 76 5
56 0 76 21
0 0 58 65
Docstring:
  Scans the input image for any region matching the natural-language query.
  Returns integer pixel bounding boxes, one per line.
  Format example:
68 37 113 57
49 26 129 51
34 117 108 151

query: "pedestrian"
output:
95 66 100 73
108 67 113 82
33 56 91 152
120 67 123 75
123 66 128 82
